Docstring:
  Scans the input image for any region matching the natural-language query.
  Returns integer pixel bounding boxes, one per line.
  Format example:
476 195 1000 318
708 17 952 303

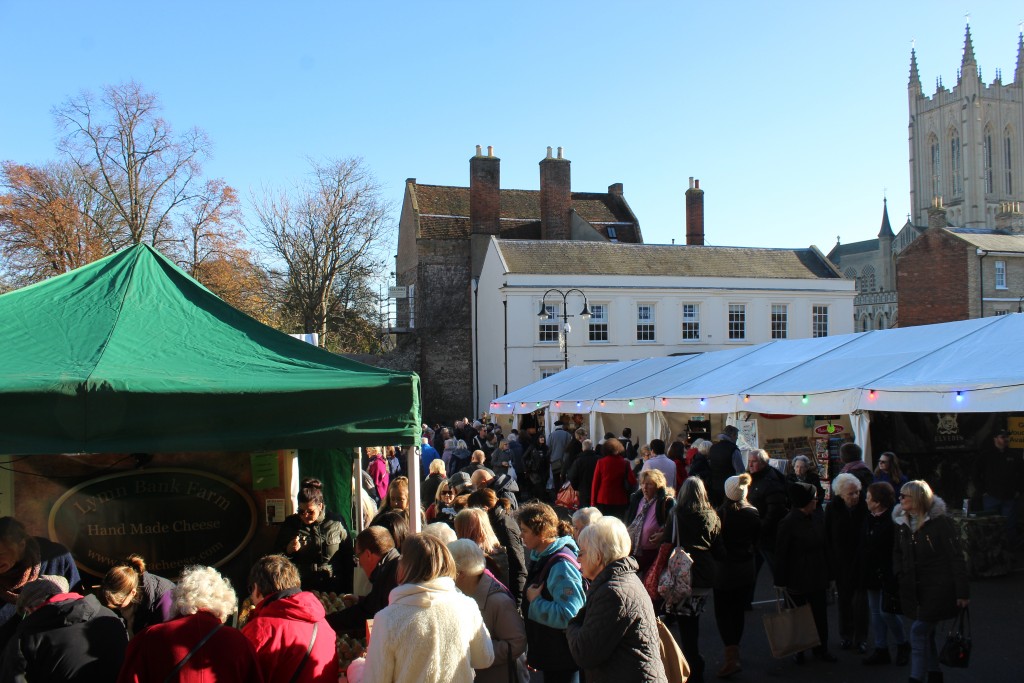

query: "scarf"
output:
627 497 655 556
0 563 41 606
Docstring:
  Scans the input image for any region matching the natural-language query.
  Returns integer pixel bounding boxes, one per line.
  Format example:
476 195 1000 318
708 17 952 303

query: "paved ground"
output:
678 553 1024 683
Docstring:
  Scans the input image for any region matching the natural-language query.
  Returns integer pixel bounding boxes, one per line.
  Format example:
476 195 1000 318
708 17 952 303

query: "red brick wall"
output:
896 230 971 326
470 154 500 236
540 157 571 240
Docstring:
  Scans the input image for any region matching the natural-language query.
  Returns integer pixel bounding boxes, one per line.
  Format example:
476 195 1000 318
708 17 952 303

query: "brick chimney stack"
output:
470 145 500 236
995 201 1024 233
926 196 948 230
685 177 705 246
540 146 572 240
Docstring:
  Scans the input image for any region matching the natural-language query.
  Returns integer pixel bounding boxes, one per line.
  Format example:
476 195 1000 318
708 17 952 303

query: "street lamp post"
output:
536 288 591 369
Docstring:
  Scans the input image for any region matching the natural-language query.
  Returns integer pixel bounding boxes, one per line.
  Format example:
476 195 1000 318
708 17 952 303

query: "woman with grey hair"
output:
448 539 526 683
571 507 603 539
825 473 869 653
565 517 666 682
117 565 261 682
687 438 712 481
786 454 825 505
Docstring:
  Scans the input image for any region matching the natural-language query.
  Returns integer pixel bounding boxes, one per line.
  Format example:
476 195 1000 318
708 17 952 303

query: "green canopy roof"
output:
0 244 420 454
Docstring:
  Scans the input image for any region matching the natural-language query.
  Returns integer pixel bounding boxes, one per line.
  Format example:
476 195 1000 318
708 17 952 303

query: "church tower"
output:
908 25 1024 228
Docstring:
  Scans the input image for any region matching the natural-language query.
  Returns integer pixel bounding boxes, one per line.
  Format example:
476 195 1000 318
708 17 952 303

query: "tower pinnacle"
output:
909 47 922 92
878 198 894 239
961 23 977 68
1015 30 1024 84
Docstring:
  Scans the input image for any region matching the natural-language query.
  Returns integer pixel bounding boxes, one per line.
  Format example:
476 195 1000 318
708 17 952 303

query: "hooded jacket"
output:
522 535 586 671
892 497 969 622
566 556 667 683
0 593 128 682
241 588 339 683
363 578 494 683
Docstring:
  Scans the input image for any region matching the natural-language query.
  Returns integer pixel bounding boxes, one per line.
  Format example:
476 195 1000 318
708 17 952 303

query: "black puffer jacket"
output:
0 594 128 682
566 557 667 683
860 506 898 591
893 497 969 622
748 466 789 551
489 506 527 609
713 503 761 590
824 497 867 586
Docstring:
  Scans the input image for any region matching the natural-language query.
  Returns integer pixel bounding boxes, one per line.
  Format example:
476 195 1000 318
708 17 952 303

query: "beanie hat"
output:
16 575 70 613
447 471 473 494
789 481 816 508
725 473 751 502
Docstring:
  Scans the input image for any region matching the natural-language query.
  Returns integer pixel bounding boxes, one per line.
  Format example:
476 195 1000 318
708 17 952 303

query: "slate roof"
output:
495 241 844 279
413 184 640 242
945 229 1024 252
827 238 879 262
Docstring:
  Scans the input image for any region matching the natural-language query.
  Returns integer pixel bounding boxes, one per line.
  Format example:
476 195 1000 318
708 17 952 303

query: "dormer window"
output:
607 227 618 241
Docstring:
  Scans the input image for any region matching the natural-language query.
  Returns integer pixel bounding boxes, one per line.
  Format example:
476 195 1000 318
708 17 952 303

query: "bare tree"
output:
251 158 392 345
54 80 210 247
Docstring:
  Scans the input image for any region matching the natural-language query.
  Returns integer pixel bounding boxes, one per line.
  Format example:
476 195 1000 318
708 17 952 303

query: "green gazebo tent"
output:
0 243 420 455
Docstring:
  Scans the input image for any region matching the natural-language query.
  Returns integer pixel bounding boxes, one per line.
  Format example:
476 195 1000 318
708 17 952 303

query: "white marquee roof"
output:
490 314 1024 416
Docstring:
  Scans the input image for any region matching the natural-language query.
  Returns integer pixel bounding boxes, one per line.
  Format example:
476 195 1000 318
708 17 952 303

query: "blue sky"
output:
1 1 1022 254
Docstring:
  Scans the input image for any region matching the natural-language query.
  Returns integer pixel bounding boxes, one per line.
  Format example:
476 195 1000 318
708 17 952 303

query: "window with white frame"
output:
538 304 559 343
588 304 608 342
540 366 560 379
995 309 1009 316
636 304 656 342
407 284 416 329
995 260 1007 289
771 304 788 339
812 305 829 338
681 303 700 340
728 304 745 340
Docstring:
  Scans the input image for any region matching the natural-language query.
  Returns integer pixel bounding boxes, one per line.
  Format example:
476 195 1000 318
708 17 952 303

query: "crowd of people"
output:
0 418 1004 682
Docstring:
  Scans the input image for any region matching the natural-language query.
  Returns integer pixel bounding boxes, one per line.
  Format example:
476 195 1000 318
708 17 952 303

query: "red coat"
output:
591 455 636 506
242 590 339 683
117 611 263 683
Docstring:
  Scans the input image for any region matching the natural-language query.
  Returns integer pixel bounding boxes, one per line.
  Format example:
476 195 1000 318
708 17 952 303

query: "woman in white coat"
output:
363 534 494 683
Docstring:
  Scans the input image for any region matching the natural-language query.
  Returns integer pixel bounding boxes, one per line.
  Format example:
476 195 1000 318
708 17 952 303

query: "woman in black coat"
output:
566 516 666 683
859 482 909 666
773 481 837 663
667 477 721 683
893 480 969 683
824 472 869 653
712 473 760 678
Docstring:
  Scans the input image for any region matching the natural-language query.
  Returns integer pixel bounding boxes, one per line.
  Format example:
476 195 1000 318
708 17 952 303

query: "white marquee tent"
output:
490 314 1024 457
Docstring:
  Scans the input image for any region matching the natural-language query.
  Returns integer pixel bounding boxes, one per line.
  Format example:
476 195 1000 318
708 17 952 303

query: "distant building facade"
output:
476 237 855 417
389 147 642 424
908 25 1024 228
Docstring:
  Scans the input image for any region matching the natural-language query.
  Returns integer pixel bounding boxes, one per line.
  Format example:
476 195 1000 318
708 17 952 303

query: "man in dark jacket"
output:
746 449 789 577
0 575 128 682
973 428 1023 548
567 440 601 507
708 426 745 508
838 442 874 496
326 527 400 636
774 482 837 663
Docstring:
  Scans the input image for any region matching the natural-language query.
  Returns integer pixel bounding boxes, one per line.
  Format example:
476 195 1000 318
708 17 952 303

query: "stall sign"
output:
1008 417 1024 449
813 423 845 435
48 468 257 578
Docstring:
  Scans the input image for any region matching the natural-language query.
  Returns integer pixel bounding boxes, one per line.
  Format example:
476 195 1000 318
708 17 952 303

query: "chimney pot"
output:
487 145 494 157
689 177 694 189
475 145 482 157
695 179 700 190
546 146 553 159
557 146 564 159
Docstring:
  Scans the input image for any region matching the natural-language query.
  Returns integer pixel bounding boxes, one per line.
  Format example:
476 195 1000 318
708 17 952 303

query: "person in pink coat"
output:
242 554 339 683
366 447 390 502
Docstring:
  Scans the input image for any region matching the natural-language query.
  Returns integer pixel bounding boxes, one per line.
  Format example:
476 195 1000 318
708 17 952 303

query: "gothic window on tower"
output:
984 128 994 194
861 265 876 292
950 130 962 196
930 135 941 199
1006 129 1014 195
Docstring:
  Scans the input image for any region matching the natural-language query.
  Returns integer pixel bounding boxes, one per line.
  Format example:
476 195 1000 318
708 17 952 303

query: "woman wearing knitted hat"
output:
712 473 760 678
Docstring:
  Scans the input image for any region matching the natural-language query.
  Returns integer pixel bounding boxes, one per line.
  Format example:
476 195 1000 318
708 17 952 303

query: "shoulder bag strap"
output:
288 621 319 683
164 622 224 683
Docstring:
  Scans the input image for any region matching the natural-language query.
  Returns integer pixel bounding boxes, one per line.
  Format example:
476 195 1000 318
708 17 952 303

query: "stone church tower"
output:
909 25 1024 228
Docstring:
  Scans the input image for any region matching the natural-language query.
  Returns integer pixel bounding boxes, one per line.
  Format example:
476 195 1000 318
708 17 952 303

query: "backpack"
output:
658 520 694 609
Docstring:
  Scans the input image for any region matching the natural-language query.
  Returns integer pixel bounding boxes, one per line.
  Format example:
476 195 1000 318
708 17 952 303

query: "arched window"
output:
929 133 941 199
861 265 876 292
860 314 871 332
984 125 994 194
949 128 962 196
876 312 888 330
1006 126 1015 195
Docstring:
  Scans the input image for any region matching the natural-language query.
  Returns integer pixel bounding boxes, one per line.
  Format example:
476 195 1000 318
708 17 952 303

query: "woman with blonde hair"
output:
363 535 493 683
117 566 260 682
468 488 527 609
426 479 458 527
893 480 969 683
101 553 176 636
455 507 509 590
422 458 448 508
624 468 675 575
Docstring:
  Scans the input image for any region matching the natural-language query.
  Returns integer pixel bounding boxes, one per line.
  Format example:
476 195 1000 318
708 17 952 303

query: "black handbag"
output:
938 606 971 668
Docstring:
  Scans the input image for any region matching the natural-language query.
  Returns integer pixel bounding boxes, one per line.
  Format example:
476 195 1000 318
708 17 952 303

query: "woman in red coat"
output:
590 438 636 521
242 554 338 683
117 565 262 683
